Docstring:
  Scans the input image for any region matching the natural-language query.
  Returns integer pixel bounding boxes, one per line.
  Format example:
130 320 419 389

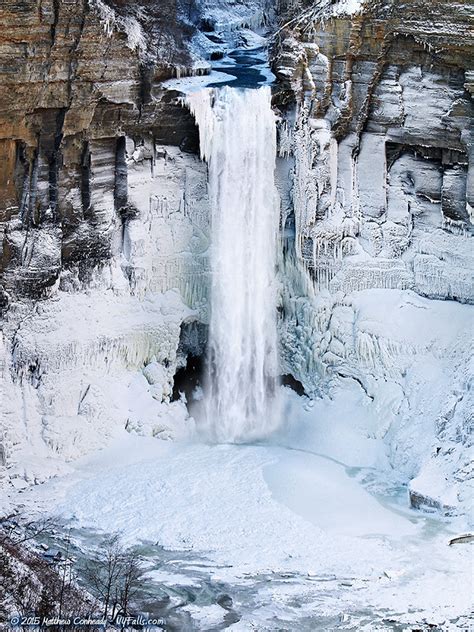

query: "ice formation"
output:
187 87 281 443
89 0 146 53
0 0 473 626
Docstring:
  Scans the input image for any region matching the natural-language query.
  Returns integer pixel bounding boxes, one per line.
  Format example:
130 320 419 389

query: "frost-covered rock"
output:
274 0 473 514
0 0 212 489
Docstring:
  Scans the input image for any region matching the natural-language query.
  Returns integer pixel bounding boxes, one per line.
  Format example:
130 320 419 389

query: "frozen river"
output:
25 392 472 631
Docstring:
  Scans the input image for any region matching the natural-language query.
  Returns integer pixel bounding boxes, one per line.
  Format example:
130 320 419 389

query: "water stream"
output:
187 86 281 443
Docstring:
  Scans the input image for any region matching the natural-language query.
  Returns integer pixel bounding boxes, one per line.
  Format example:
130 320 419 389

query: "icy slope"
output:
0 136 212 500
1 287 195 497
280 279 473 513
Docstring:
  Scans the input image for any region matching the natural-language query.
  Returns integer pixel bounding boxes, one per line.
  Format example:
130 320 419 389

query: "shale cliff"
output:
0 0 214 499
273 0 473 292
0 0 202 307
273 0 473 511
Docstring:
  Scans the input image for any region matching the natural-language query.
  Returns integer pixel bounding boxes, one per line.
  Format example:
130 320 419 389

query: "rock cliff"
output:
0 0 213 500
272 0 473 512
0 0 204 306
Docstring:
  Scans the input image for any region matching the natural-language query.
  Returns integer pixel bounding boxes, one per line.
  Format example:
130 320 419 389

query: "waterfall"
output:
187 86 281 443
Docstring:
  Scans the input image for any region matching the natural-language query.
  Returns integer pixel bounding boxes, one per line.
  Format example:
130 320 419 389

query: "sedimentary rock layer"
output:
0 0 202 307
272 0 473 511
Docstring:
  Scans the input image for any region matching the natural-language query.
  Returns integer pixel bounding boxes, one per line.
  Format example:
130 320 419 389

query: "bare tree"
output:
58 528 73 619
83 533 144 622
0 512 60 545
115 552 145 618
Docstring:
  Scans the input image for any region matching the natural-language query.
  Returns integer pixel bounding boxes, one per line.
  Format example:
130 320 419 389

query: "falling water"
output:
187 86 281 443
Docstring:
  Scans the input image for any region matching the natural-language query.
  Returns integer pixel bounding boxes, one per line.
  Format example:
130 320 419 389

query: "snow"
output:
0 284 195 499
350 288 471 348
320 0 364 18
2 269 471 626
263 449 415 537
21 397 472 628
278 0 364 35
191 0 272 32
334 0 364 17
275 385 387 468
182 604 225 626
0 2 471 625
280 246 473 515
0 130 214 505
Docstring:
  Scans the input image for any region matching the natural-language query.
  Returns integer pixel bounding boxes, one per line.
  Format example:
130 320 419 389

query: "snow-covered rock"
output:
273 0 473 514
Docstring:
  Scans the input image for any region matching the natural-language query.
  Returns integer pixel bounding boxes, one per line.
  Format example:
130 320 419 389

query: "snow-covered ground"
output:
280 275 474 516
2 277 471 628
20 388 472 630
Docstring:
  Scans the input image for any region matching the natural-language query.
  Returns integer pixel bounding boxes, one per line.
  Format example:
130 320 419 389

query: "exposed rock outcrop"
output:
273 0 473 295
272 0 473 513
0 0 206 306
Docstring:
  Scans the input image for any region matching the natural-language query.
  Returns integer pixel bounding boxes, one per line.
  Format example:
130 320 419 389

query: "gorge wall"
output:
0 0 214 495
273 0 473 512
0 0 472 516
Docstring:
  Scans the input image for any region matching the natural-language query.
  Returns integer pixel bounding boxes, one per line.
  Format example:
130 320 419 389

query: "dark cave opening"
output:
171 322 308 403
210 51 224 61
172 320 208 404
172 354 205 403
281 374 306 397
199 18 215 32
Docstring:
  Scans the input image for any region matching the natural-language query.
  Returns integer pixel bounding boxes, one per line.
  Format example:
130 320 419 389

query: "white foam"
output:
187 87 281 443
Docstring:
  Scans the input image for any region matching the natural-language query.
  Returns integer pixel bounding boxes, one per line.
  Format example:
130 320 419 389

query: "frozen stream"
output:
24 392 471 631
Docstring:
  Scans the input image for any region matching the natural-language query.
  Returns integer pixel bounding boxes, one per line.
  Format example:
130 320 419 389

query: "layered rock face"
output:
0 0 204 305
274 0 473 292
273 0 473 511
0 0 212 492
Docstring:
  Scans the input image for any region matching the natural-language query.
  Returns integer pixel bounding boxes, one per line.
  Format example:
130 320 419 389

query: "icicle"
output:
185 90 216 162
442 216 468 236
278 120 294 158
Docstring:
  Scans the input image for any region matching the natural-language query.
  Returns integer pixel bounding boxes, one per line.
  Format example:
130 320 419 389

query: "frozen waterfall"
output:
187 86 281 443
